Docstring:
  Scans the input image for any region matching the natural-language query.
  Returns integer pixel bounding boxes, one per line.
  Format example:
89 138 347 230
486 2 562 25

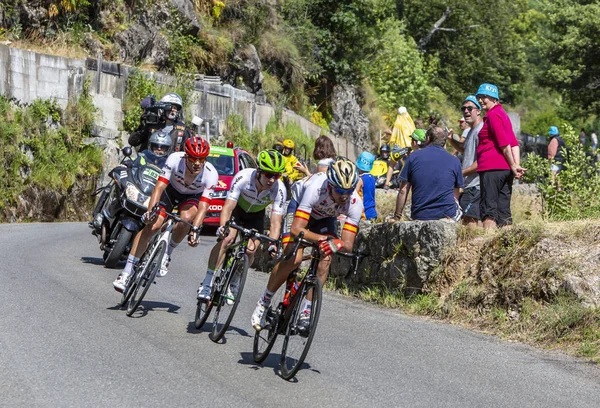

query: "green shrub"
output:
223 114 316 157
365 20 431 118
0 88 102 211
523 124 600 220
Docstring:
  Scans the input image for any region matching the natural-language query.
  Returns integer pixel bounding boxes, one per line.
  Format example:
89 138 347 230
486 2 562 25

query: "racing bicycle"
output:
252 232 365 380
119 206 196 317
195 220 279 343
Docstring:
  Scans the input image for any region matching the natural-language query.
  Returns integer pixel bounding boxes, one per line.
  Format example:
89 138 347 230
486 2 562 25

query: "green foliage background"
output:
3 0 600 131
523 125 600 220
0 85 102 212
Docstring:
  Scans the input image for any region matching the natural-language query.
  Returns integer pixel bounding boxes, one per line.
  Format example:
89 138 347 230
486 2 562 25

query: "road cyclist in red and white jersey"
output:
113 136 218 292
251 157 364 330
197 149 288 301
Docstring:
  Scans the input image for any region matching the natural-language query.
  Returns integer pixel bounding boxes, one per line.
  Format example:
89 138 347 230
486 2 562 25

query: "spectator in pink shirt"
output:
476 83 526 229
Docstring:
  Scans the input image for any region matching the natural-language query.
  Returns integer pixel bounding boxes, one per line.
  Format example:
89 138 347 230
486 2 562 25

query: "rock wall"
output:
252 218 459 294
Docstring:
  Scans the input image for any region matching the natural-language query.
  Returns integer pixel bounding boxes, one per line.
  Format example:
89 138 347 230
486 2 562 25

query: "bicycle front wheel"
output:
126 241 165 317
279 278 323 380
209 254 249 342
194 299 213 329
253 285 284 363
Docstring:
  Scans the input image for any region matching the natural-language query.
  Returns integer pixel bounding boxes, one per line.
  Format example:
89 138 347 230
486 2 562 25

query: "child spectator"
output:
355 152 377 221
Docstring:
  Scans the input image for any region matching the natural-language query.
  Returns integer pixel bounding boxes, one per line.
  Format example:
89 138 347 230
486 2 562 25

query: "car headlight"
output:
210 190 228 199
125 183 150 206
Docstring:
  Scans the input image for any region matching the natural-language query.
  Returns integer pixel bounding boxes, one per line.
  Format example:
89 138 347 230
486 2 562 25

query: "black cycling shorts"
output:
306 216 338 238
230 206 266 232
159 184 201 214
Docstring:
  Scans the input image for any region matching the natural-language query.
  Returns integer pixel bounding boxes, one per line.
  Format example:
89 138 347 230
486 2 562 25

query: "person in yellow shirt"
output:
281 139 307 183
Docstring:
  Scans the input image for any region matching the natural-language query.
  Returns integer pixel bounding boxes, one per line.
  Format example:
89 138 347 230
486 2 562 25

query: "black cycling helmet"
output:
379 144 390 159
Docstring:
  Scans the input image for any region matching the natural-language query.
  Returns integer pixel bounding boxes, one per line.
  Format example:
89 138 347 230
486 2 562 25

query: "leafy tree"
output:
400 0 531 105
365 21 431 117
537 0 600 116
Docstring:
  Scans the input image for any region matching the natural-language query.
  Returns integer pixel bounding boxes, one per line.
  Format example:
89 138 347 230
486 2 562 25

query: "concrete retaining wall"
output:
0 45 356 160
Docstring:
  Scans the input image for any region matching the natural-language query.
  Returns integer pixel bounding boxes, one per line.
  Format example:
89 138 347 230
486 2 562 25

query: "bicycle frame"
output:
196 220 279 341
121 208 193 316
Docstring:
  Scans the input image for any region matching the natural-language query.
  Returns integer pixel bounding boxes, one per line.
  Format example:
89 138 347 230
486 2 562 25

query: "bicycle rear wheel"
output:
126 241 165 316
209 254 249 342
279 278 323 380
252 286 284 363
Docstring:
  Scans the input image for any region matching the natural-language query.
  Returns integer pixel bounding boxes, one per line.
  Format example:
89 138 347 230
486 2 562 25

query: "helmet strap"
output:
255 170 267 190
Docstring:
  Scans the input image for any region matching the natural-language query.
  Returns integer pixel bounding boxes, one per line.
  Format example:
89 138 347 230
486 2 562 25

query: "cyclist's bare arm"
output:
219 198 237 228
340 229 357 252
269 213 283 241
191 199 210 229
147 179 168 215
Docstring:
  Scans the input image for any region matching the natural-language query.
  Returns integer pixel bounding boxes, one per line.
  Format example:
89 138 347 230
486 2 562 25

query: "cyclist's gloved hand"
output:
188 226 202 247
216 225 226 237
141 210 157 225
267 244 281 259
318 237 344 256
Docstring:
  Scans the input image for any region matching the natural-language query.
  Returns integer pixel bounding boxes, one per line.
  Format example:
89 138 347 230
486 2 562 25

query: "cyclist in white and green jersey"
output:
197 149 287 301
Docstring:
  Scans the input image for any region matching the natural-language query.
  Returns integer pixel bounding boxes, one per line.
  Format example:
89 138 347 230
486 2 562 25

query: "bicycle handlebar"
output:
149 203 196 230
223 220 279 245
285 232 368 265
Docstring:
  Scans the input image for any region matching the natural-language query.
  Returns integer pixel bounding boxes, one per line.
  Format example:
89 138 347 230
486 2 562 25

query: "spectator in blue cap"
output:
475 83 525 229
547 126 565 179
355 151 377 220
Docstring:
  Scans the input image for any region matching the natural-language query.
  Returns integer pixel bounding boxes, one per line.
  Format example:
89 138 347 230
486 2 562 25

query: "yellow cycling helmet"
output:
283 139 295 149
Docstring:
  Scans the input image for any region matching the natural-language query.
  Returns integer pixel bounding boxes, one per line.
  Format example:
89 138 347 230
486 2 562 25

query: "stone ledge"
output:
252 212 458 295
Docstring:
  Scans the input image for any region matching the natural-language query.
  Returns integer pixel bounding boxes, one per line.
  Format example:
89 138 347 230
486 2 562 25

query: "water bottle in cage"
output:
283 270 299 307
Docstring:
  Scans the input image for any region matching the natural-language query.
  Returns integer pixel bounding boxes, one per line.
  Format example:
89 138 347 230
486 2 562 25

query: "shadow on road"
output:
185 321 252 341
186 320 214 334
80 256 109 266
106 301 181 317
237 351 317 381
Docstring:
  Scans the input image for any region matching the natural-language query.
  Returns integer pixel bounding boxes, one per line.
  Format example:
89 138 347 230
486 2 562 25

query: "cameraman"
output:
128 92 193 153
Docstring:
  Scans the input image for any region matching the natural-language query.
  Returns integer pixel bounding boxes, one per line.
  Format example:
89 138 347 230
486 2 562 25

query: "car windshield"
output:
207 154 235 176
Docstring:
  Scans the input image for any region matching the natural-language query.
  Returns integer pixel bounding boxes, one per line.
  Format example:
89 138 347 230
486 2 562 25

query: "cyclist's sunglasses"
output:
187 156 206 164
461 106 477 112
261 171 281 180
333 187 354 196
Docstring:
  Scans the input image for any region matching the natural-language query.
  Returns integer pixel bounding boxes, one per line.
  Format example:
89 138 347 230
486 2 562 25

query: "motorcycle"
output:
90 147 166 268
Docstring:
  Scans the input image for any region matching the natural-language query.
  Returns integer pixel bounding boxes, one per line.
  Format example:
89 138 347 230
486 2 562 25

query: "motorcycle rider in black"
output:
90 131 172 232
128 92 193 154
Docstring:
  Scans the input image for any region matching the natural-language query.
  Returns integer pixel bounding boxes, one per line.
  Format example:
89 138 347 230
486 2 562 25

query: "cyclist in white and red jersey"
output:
251 157 363 330
197 149 287 301
113 136 218 292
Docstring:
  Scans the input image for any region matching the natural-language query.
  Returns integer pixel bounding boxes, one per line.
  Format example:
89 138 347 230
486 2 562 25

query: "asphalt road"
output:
1 222 600 407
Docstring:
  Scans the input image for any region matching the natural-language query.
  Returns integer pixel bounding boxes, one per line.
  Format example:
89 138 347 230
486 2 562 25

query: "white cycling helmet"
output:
160 92 183 120
327 157 359 190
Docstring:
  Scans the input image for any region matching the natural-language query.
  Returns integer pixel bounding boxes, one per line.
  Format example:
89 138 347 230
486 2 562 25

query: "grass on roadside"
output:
324 218 600 362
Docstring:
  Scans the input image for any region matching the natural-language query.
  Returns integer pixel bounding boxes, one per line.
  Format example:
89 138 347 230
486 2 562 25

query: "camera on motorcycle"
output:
122 146 133 157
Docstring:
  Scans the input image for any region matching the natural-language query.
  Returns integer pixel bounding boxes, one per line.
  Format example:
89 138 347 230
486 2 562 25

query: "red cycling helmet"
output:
184 136 210 159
